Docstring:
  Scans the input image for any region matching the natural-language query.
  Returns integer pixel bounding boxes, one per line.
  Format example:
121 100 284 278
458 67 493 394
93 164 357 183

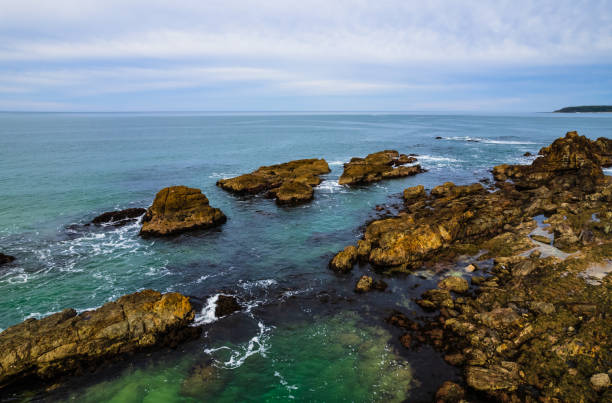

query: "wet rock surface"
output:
0 253 15 266
91 207 146 226
338 150 424 186
216 158 330 205
140 186 226 237
214 295 242 317
0 290 199 391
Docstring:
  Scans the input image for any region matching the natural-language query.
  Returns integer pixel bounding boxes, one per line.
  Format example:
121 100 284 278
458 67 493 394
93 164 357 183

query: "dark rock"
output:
214 295 242 318
435 136 443 140
140 186 226 237
91 208 146 226
438 276 469 294
0 253 15 266
399 333 412 348
435 381 465 402
0 290 199 390
372 279 388 291
523 152 533 157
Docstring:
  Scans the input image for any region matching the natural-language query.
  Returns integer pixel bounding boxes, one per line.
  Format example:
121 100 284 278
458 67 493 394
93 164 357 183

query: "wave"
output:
327 160 346 167
316 180 346 193
194 294 222 325
440 136 537 145
417 155 462 163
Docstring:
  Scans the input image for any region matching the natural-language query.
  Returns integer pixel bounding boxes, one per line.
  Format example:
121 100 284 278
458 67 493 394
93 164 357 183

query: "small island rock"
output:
140 186 226 237
339 150 424 186
0 253 15 266
92 208 146 226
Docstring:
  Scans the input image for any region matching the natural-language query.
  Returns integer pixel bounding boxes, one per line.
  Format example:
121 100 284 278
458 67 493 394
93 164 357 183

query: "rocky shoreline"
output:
332 131 611 402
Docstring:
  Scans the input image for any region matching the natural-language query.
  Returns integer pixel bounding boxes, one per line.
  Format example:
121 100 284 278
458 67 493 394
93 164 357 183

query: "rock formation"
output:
216 158 330 206
338 150 424 185
214 295 242 317
374 131 612 402
0 290 199 391
140 186 226 237
91 208 146 226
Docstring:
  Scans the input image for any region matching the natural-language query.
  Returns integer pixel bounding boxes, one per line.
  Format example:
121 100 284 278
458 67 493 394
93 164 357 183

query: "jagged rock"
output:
215 295 241 317
438 276 469 294
478 307 521 330
465 363 519 392
339 150 424 185
434 381 465 402
403 185 425 202
0 290 199 390
523 152 533 157
91 208 146 226
399 333 412 348
372 279 388 291
355 275 373 293
0 253 15 266
492 131 609 191
418 289 454 310
140 186 226 237
329 245 358 272
217 158 330 205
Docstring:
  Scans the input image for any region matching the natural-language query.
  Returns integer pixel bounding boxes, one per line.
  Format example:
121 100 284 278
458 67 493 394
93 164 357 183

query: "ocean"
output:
1 112 611 402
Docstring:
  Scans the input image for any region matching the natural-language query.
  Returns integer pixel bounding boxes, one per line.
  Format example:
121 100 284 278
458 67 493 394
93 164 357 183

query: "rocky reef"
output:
0 253 15 266
216 158 330 205
359 131 612 402
338 150 424 185
140 186 226 237
91 207 146 226
0 290 200 391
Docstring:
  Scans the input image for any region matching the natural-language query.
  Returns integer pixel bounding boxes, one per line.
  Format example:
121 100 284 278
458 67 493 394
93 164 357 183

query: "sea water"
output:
1 112 611 401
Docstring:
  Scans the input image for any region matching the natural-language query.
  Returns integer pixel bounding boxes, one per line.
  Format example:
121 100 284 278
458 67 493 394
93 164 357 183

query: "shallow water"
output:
1 112 611 402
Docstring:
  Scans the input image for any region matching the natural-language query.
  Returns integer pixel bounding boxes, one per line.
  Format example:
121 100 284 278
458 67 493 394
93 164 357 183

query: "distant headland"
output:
554 105 612 113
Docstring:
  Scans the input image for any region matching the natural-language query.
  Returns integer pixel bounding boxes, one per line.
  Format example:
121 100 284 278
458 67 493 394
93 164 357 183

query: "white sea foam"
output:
316 180 345 193
328 160 346 166
194 294 221 325
204 321 273 369
604 168 612 175
238 278 277 290
442 136 537 145
417 155 462 163
274 370 299 398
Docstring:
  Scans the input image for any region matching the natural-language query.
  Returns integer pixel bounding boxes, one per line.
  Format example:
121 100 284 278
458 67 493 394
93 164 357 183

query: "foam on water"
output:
440 136 537 145
204 321 273 369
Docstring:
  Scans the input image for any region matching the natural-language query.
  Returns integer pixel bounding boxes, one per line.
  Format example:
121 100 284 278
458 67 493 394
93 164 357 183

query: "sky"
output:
0 0 611 112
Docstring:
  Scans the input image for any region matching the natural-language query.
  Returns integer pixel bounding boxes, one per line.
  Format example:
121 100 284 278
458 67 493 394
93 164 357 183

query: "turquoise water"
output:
1 112 611 401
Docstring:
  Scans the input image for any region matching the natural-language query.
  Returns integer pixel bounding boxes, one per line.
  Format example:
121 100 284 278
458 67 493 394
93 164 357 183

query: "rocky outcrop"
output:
492 131 611 191
355 275 373 293
91 208 146 226
0 290 199 390
0 253 15 266
216 158 330 205
339 150 424 185
330 132 612 273
140 186 226 237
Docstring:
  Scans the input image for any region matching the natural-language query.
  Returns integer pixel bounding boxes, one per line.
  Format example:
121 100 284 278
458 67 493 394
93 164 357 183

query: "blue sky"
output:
0 0 611 112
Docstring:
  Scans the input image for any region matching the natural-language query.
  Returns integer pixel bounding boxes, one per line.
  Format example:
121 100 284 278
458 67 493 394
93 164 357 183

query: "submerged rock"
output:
339 150 424 185
0 290 199 390
590 373 610 391
434 381 465 402
0 253 15 266
140 186 226 237
91 207 146 226
216 158 330 205
214 295 242 318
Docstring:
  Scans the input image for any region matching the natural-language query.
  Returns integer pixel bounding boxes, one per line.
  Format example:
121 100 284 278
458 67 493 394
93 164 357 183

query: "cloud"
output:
0 1 610 110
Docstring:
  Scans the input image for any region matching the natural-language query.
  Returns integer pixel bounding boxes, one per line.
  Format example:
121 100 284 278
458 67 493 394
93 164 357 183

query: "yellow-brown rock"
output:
216 158 330 205
339 150 424 185
140 186 226 237
0 290 198 390
329 245 358 272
